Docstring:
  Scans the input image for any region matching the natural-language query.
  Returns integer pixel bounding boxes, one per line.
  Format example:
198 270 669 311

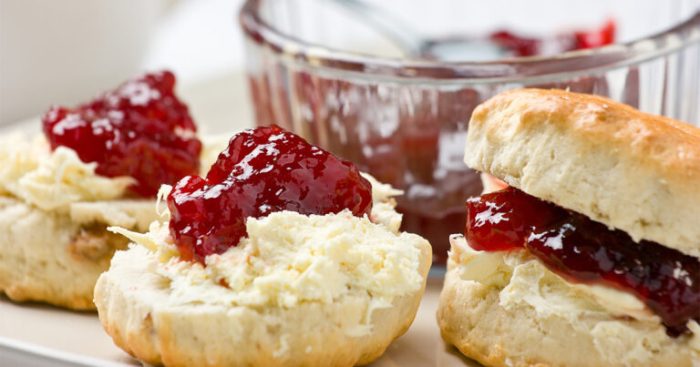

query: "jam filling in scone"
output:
466 186 700 337
0 71 205 309
97 126 431 367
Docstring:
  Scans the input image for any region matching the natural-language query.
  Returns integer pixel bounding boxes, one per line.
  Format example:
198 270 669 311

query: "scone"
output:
437 89 700 367
95 126 432 367
0 71 224 310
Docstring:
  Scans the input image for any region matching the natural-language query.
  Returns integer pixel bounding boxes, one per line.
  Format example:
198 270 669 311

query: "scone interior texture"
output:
95 177 431 367
0 134 157 309
437 89 700 367
465 88 700 257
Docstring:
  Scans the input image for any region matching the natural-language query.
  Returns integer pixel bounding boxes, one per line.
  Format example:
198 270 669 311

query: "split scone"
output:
0 71 227 310
437 89 700 367
95 126 432 367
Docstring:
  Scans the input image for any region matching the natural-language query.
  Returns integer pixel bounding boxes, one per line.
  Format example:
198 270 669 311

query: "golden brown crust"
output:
95 243 431 367
465 88 700 256
0 196 128 310
470 88 700 179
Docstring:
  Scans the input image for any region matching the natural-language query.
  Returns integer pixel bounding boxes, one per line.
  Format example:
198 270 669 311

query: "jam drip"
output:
466 187 700 337
168 125 373 263
42 71 202 197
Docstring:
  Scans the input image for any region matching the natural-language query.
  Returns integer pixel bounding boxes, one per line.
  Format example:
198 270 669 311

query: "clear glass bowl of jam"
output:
239 0 700 265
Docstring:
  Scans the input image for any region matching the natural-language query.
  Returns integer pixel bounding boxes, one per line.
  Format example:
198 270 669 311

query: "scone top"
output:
465 88 700 257
167 125 373 263
42 71 202 197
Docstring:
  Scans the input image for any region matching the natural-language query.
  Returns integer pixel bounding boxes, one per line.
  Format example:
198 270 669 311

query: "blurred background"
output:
1 0 699 262
0 0 251 132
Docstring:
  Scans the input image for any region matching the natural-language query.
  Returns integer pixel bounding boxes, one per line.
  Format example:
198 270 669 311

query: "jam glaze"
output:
168 126 373 263
466 187 700 337
42 71 202 197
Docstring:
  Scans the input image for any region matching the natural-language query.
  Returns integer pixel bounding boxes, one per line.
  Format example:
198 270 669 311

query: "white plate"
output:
0 279 481 367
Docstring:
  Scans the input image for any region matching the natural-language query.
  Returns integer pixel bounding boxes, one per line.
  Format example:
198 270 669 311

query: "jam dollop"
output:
466 187 700 336
167 125 373 262
42 71 202 197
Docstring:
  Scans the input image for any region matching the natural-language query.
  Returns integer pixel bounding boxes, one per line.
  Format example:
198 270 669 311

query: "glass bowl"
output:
239 0 700 264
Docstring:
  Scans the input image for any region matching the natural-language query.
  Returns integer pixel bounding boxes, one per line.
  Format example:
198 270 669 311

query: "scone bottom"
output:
168 125 373 263
95 125 431 367
42 70 202 197
465 186 700 337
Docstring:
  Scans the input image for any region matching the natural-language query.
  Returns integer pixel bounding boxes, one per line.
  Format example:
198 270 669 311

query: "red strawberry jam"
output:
167 125 373 263
42 71 202 197
466 187 700 337
489 19 616 57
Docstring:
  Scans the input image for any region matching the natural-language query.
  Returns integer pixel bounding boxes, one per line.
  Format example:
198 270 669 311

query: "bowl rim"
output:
239 0 700 84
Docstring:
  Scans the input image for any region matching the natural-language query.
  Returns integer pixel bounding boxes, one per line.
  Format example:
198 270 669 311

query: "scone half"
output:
96 125 432 367
0 71 222 310
96 181 431 367
0 136 157 310
438 89 700 367
0 133 228 310
438 235 700 367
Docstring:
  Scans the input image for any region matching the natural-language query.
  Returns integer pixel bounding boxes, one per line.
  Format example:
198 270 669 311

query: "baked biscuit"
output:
0 134 227 310
439 89 700 367
438 236 700 367
96 179 431 367
465 88 700 257
95 127 432 366
0 70 230 310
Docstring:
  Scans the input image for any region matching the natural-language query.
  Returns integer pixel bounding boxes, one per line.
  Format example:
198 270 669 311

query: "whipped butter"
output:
0 133 232 230
110 178 427 336
0 134 132 211
450 234 655 322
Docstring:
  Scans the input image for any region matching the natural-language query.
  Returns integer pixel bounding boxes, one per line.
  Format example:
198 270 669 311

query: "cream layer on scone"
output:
0 134 135 211
440 241 700 367
108 175 423 334
448 236 700 356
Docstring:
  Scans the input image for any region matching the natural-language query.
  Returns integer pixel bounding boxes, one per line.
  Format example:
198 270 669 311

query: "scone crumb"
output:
688 321 700 351
272 334 290 358
0 135 132 211
69 225 129 262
